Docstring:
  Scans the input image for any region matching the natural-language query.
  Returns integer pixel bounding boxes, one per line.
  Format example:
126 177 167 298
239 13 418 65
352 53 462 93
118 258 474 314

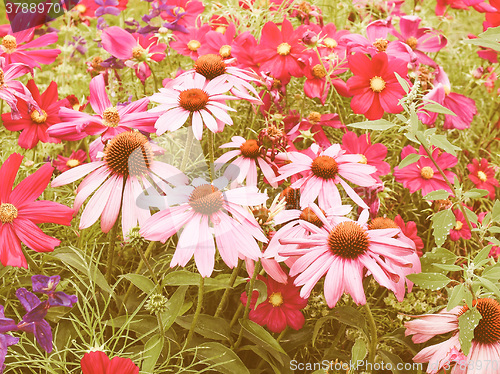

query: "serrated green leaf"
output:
347 119 397 131
161 286 188 331
398 153 422 169
432 210 455 247
406 273 451 290
459 309 481 355
464 189 489 199
176 314 231 341
351 339 368 362
424 189 450 201
447 284 465 311
429 134 461 156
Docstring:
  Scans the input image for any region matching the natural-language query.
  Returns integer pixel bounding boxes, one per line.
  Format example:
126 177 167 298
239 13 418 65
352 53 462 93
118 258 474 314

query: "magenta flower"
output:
48 75 158 141
81 350 139 374
159 0 205 31
286 112 344 149
140 176 268 277
467 158 499 199
274 143 377 209
53 150 88 173
0 28 60 69
171 25 211 60
198 23 237 57
231 31 260 72
0 153 73 268
393 145 458 196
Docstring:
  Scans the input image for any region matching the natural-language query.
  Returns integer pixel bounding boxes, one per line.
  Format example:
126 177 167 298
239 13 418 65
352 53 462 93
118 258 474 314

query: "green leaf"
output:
142 335 163 372
478 25 500 40
239 319 288 365
474 246 493 264
351 339 368 362
176 314 231 341
489 226 500 233
162 271 246 292
482 264 500 281
312 316 333 347
394 72 410 94
161 286 188 331
465 38 500 51
331 305 367 332
432 264 462 272
432 209 455 247
415 131 429 148
464 189 489 199
492 200 500 221
122 274 155 294
252 279 268 310
424 189 450 201
465 287 473 309
379 350 405 374
398 153 422 169
477 276 500 298
196 342 250 374
420 247 458 272
464 208 478 225
406 273 451 290
447 284 465 311
429 134 461 156
458 309 481 355
347 119 397 131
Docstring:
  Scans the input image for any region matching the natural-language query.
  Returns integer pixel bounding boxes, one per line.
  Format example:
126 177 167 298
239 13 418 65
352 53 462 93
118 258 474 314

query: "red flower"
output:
53 150 88 173
449 208 471 241
346 52 409 120
0 153 73 268
171 25 211 60
394 215 424 256
240 275 308 333
467 158 499 199
81 351 139 374
2 80 69 149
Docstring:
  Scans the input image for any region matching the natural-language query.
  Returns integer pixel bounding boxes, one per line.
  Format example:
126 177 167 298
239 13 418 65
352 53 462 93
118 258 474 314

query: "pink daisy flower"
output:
240 274 308 333
393 145 458 196
51 131 187 238
405 298 500 374
0 153 73 268
274 143 377 209
158 0 204 30
467 158 499 199
449 208 472 241
278 205 417 307
149 73 236 140
2 79 69 149
139 176 268 277
48 75 158 141
346 52 410 120
0 28 60 69
215 136 277 187
197 23 237 58
53 150 88 173
231 31 260 72
171 25 211 60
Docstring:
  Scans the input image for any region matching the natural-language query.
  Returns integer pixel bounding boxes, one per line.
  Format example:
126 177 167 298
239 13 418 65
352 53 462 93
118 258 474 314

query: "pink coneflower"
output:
346 52 410 120
81 351 139 374
393 145 458 196
449 208 471 241
53 150 88 173
149 73 235 140
215 136 277 187
0 28 60 69
48 75 158 141
171 25 211 60
139 177 268 277
405 298 500 374
51 131 187 238
274 143 377 209
0 153 73 268
2 80 69 149
240 274 308 333
467 158 499 199
278 205 417 307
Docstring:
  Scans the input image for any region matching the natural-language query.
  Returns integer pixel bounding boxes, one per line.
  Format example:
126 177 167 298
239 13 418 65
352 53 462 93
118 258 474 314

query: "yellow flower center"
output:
323 37 337 49
66 159 80 168
30 109 48 124
373 38 388 52
312 64 327 79
172 6 185 16
2 35 17 54
132 46 146 59
308 111 321 124
219 45 232 59
269 292 284 307
215 26 227 34
478 171 488 182
444 85 451 95
370 76 386 93
0 203 18 224
406 36 418 50
75 4 86 13
359 154 368 164
102 107 120 127
277 42 291 56
454 221 463 231
420 166 434 180
187 40 201 51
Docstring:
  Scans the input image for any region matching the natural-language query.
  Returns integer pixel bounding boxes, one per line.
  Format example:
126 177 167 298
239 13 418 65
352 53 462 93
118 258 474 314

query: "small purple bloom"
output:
0 306 18 334
95 0 121 16
31 275 78 308
0 333 19 373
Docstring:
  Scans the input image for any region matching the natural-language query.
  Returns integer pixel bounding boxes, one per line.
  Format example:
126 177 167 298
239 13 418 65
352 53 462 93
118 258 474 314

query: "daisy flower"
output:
273 143 377 209
51 131 187 238
149 73 235 140
215 136 277 187
393 145 458 196
278 205 417 307
170 25 211 60
405 298 500 374
286 112 344 150
467 158 499 199
53 150 88 173
139 176 268 277
0 153 73 268
449 208 472 241
81 351 139 374
240 274 308 333
2 79 69 149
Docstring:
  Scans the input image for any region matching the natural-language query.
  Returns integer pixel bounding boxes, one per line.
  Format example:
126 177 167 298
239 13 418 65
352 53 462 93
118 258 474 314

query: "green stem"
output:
149 63 158 93
136 243 159 285
185 276 205 347
180 122 194 172
214 260 243 318
208 130 215 182
105 219 120 284
22 248 41 274
364 303 378 368
229 303 244 329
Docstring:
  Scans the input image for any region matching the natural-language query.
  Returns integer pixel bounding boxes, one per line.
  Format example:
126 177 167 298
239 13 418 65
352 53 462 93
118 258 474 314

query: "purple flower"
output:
0 306 18 373
0 306 17 334
95 0 121 16
31 275 78 308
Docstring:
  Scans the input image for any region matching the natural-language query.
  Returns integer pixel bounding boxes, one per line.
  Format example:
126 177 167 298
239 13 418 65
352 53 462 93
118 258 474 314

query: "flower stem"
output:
364 302 378 366
185 275 205 347
136 242 159 285
208 130 215 182
214 259 243 318
105 219 119 284
180 123 194 172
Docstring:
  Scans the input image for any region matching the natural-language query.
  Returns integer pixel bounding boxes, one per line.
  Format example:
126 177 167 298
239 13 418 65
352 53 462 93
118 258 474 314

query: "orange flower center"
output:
358 154 368 164
373 38 388 52
368 217 398 230
277 42 291 56
299 207 324 228
30 109 48 124
215 26 227 34
312 64 327 79
132 46 146 59
194 54 227 80
323 37 337 49
187 40 201 51
0 69 4 86
460 298 500 344
2 35 17 53
178 88 209 112
269 292 284 307
311 155 338 180
280 187 300 210
104 131 153 177
420 166 434 180
370 76 386 93
66 159 80 168
478 171 487 182
328 221 369 259
219 45 232 59
406 37 418 50
454 221 463 231
91 56 104 71
0 203 18 224
307 111 321 124
240 139 261 159
102 107 120 128
188 184 224 215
